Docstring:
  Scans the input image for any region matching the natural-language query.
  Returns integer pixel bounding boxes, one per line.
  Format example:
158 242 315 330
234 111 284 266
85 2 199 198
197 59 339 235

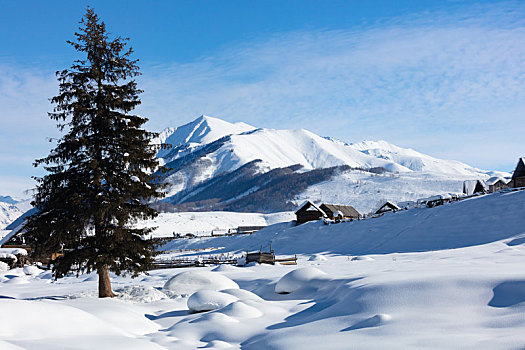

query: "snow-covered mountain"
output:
155 115 256 162
155 115 498 213
0 196 31 229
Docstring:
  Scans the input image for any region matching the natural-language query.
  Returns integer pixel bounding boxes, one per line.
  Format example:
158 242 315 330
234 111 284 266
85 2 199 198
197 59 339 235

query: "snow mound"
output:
308 254 328 261
343 314 392 331
212 264 248 273
351 256 375 261
0 261 8 272
163 270 239 296
201 340 237 349
116 285 168 303
196 312 239 324
23 265 41 275
187 290 238 312
38 271 53 280
220 288 263 301
3 276 28 284
83 274 98 282
275 267 331 294
219 301 263 318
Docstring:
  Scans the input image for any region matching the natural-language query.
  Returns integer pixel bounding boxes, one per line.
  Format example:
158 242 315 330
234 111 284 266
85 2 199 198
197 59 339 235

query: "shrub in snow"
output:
0 261 8 272
23 265 41 275
187 290 238 312
275 267 331 294
115 285 167 303
236 256 246 266
163 270 239 296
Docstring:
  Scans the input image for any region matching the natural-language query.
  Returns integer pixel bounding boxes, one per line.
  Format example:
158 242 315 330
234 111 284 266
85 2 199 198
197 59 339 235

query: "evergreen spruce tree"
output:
25 8 165 298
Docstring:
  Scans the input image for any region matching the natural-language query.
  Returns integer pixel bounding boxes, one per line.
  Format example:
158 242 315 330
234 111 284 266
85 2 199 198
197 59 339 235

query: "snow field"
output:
2 243 525 349
145 211 294 239
1 191 525 348
166 191 525 256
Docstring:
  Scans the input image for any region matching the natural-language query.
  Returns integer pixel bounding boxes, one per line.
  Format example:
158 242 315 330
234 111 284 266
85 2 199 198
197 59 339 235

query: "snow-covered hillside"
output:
2 190 525 349
161 190 525 254
145 211 294 238
350 140 488 175
155 115 501 213
0 196 31 229
295 170 469 214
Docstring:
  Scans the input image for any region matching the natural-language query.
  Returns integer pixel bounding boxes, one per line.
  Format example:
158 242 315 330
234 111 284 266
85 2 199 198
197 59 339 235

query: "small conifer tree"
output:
26 8 165 297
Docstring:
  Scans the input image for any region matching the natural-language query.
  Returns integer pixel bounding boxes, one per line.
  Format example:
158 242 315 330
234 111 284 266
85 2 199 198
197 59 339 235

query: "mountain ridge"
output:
154 115 501 213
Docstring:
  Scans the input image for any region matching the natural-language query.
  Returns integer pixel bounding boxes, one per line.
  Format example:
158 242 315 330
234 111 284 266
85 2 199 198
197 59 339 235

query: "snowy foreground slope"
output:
1 191 525 349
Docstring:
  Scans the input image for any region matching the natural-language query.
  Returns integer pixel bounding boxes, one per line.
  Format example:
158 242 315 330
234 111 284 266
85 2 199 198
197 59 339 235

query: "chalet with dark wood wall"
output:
295 201 325 225
374 201 401 215
510 158 525 188
295 201 360 225
486 177 510 193
463 180 487 195
319 204 360 220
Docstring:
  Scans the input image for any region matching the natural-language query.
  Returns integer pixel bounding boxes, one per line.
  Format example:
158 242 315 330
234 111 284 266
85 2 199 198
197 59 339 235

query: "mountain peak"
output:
157 115 256 160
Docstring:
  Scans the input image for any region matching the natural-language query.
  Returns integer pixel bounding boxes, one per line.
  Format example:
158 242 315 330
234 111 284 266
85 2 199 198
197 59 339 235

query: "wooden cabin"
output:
486 177 511 193
463 180 487 196
510 158 525 188
295 201 326 225
319 204 360 220
236 226 267 234
295 201 360 225
374 201 401 215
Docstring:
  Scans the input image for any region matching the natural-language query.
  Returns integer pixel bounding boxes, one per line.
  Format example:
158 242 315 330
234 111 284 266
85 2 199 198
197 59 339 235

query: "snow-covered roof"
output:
486 176 511 186
0 220 26 246
320 204 360 218
0 252 16 261
512 158 525 179
374 201 401 214
295 200 327 217
0 247 27 256
463 180 487 196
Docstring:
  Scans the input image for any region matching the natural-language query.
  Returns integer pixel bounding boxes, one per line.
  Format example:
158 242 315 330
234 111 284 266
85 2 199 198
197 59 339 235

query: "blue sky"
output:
1 0 524 198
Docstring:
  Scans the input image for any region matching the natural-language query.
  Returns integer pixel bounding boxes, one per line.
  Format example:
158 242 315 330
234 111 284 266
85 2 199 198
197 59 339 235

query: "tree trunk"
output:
98 264 115 298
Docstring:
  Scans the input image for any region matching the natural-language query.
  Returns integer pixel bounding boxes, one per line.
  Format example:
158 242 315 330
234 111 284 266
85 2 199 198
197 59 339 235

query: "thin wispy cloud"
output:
1 1 524 196
138 2 524 170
